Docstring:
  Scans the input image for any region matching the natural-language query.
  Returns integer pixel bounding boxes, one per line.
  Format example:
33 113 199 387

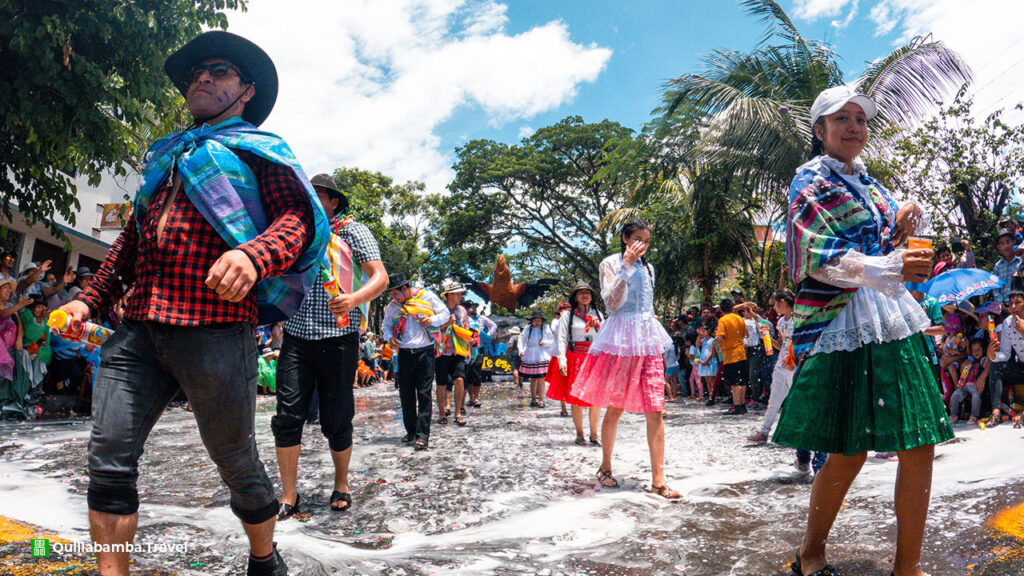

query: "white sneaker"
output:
793 460 810 476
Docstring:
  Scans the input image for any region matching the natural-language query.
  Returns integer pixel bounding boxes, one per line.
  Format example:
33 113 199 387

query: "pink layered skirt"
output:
569 313 671 414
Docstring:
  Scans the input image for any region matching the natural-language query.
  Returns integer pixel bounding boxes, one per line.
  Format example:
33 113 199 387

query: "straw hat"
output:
440 279 466 296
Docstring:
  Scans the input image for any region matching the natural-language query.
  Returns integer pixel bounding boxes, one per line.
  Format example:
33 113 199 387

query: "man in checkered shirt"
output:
63 32 327 576
271 173 387 518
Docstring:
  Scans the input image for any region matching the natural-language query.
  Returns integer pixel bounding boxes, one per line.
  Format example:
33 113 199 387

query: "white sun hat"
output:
810 85 878 127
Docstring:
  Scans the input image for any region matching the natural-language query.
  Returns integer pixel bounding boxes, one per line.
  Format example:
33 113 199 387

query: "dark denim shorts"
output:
87 320 278 525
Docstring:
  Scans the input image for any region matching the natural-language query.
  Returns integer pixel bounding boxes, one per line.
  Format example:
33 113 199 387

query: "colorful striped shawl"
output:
786 158 897 359
135 116 330 324
324 217 369 331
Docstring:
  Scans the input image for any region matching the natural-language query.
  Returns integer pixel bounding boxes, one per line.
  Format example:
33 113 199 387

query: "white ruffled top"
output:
800 155 931 356
589 253 673 357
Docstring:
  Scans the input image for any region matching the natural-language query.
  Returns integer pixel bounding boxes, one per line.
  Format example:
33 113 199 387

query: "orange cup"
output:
907 237 933 250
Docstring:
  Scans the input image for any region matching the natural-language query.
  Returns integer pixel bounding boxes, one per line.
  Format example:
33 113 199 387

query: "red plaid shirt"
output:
79 150 314 326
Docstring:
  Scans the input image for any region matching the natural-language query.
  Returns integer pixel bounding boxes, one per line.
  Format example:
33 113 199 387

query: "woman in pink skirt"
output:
570 220 680 499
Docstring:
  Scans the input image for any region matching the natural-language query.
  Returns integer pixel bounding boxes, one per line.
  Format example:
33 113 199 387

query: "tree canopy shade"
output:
0 0 246 241
428 116 633 291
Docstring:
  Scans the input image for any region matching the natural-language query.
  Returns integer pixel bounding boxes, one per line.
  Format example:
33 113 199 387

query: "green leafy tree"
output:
605 0 971 307
428 116 634 289
1 0 245 240
662 1 972 196
885 92 1024 267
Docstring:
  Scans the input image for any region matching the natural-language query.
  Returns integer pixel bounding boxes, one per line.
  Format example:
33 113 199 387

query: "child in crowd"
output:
686 334 704 401
697 321 719 404
948 339 989 425
663 341 679 401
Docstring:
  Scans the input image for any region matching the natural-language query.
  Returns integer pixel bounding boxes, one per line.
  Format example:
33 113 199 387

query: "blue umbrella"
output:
921 268 1005 305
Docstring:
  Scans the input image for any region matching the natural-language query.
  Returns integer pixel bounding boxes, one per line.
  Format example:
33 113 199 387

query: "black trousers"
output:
398 345 435 441
271 332 358 452
88 321 277 525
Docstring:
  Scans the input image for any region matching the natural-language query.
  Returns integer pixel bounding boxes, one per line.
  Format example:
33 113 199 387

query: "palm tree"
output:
604 0 973 307
662 0 973 194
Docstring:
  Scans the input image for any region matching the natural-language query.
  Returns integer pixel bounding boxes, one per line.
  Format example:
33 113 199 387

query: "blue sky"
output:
67 0 1024 245
222 0 1024 197
436 1 907 149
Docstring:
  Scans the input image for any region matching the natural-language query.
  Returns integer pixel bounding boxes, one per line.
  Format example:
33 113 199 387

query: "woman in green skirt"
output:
775 85 954 576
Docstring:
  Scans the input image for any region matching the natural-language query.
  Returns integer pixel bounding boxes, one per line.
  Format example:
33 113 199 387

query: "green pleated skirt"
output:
772 334 954 455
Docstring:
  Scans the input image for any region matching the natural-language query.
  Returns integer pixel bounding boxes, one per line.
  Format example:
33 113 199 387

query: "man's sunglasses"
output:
189 62 248 83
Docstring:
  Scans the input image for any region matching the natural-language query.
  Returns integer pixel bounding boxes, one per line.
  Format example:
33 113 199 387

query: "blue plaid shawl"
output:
135 116 330 324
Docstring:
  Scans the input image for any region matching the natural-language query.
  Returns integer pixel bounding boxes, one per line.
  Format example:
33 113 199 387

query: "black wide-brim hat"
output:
310 173 349 214
388 273 411 291
164 31 278 127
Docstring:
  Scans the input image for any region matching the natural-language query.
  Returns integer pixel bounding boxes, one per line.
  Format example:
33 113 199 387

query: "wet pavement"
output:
1 381 1023 575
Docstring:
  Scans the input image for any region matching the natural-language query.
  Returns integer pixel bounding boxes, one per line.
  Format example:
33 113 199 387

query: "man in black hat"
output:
66 267 94 301
381 274 449 450
59 31 329 576
272 173 386 519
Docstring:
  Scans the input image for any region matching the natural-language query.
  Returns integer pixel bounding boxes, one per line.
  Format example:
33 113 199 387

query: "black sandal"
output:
439 417 449 425
590 437 601 447
329 490 352 512
471 400 482 407
575 436 587 445
596 468 619 488
277 493 301 520
791 549 841 576
455 416 467 426
414 439 429 451
401 435 413 444
650 484 682 500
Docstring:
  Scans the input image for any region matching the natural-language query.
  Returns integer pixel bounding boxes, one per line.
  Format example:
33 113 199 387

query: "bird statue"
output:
461 255 557 314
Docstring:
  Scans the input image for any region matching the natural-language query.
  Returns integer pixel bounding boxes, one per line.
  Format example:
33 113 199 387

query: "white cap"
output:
810 85 877 127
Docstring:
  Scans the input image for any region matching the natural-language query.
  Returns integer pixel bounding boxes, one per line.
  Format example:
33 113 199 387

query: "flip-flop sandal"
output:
439 417 449 425
596 468 619 488
650 484 682 500
455 416 467 426
277 493 301 520
329 490 352 512
791 550 841 576
575 436 587 445
590 437 601 447
400 435 413 444
471 400 482 407
414 439 429 451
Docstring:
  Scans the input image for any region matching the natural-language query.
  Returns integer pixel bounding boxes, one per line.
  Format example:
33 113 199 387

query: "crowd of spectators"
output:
0 250 113 419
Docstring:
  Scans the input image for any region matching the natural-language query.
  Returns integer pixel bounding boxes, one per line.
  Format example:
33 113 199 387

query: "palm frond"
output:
739 0 803 46
855 35 973 129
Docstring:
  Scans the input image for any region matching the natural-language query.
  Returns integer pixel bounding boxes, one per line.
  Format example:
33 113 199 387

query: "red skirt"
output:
545 342 591 406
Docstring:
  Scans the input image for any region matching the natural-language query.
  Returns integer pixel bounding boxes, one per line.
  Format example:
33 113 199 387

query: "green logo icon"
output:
31 538 50 558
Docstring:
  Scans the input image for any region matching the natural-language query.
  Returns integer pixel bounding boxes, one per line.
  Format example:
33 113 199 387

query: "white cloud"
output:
223 0 611 194
794 0 860 30
518 125 535 139
793 0 854 20
830 0 859 29
862 0 1024 119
